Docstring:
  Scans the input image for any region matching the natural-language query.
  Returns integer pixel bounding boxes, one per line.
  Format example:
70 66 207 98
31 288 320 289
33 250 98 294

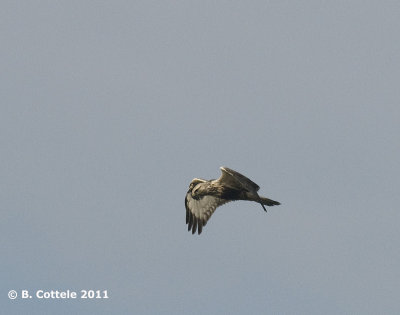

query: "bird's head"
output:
189 178 207 197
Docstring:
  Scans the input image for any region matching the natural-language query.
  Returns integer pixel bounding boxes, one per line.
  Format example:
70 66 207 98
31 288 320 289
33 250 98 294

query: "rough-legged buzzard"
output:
185 167 280 234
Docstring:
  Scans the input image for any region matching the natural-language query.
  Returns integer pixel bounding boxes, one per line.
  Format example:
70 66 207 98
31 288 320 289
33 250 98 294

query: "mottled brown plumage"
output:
185 167 280 234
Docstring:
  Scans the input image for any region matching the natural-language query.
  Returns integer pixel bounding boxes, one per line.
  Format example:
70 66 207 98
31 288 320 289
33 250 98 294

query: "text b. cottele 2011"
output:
18 289 109 299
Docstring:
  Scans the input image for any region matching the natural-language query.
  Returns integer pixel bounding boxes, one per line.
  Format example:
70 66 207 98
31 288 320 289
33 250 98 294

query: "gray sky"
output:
2 1 400 314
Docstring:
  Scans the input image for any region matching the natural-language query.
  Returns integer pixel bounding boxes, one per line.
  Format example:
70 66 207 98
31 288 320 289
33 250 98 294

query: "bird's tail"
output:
259 196 280 206
244 192 280 211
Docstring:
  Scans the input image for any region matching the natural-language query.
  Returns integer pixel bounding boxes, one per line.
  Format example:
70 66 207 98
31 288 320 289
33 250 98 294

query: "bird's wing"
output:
219 167 269 211
185 192 229 234
218 166 260 192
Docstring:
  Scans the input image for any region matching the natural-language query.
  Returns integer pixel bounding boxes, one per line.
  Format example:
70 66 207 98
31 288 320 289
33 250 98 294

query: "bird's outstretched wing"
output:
185 192 229 234
218 166 267 211
218 166 260 193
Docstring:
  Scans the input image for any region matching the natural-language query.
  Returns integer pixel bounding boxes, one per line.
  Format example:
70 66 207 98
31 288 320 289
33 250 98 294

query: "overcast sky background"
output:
2 1 400 314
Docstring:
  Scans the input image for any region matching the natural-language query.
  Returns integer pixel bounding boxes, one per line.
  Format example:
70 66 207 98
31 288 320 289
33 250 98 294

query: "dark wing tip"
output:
198 219 203 234
192 216 198 234
186 194 202 235
187 209 194 231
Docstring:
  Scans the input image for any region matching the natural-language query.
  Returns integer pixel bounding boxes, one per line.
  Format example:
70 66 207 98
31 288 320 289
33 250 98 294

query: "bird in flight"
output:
185 166 280 234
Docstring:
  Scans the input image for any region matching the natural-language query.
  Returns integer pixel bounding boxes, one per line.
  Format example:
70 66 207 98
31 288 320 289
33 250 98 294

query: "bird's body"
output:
185 167 280 234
